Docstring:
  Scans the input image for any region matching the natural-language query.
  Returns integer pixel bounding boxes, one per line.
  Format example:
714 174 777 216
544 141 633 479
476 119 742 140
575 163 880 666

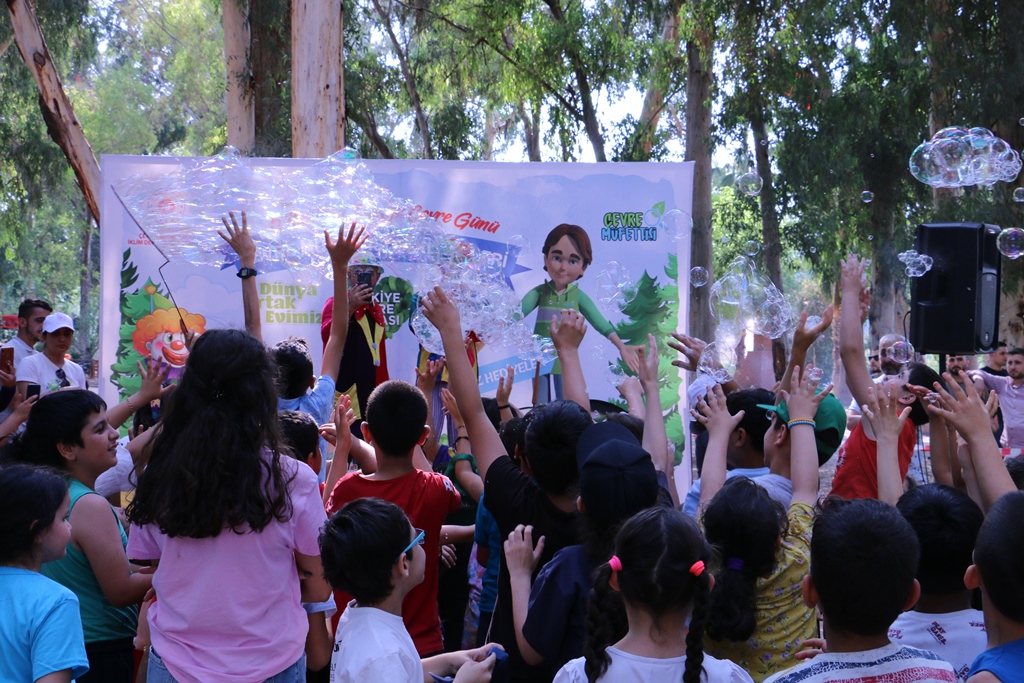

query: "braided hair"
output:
582 506 712 683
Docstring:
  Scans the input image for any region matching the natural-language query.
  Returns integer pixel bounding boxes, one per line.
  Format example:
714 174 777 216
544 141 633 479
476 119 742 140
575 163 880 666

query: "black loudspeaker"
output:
909 222 1001 354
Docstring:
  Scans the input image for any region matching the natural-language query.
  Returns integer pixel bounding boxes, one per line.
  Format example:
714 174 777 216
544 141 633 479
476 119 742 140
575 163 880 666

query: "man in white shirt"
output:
16 312 87 397
0 298 52 422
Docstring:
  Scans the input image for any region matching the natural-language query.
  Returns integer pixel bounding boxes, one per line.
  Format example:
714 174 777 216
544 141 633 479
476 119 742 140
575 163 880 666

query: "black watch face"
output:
238 267 257 278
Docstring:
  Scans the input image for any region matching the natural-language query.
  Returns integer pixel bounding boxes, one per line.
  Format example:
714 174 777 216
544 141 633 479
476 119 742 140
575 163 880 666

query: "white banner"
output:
99 156 693 454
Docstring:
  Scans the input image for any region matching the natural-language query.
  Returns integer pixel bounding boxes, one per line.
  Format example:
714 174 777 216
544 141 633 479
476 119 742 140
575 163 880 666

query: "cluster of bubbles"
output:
114 146 543 358
909 127 1022 188
593 262 638 314
997 228 1024 259
897 250 934 277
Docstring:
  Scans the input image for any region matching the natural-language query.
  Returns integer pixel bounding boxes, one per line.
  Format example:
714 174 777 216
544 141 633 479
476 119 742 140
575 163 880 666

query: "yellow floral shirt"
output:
705 501 818 682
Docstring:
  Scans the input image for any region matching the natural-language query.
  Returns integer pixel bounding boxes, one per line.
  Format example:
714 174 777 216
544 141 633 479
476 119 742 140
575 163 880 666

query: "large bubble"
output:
910 127 1022 189
735 172 763 196
708 255 794 340
690 266 709 287
997 228 1024 259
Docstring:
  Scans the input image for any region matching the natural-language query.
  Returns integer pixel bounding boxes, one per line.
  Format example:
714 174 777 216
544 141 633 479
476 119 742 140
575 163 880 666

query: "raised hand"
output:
550 309 587 351
324 222 368 265
668 332 706 372
691 383 743 438
217 211 256 265
420 287 463 338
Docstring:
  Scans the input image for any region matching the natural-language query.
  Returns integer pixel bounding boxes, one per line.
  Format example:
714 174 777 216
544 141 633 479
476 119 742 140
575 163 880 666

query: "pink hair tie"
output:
689 560 706 577
608 556 623 572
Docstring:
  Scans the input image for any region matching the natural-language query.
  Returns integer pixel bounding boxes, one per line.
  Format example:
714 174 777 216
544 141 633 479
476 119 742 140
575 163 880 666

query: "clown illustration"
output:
132 307 207 380
521 223 639 403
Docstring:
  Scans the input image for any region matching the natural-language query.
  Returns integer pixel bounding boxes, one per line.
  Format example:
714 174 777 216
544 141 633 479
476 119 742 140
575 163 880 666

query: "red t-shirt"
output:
829 419 917 499
326 469 460 655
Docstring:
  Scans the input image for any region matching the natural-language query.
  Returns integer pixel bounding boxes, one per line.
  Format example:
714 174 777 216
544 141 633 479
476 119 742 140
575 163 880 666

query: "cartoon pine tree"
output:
110 249 174 398
612 253 686 463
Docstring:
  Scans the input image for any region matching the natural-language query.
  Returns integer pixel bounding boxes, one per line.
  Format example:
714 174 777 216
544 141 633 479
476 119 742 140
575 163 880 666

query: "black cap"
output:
576 421 659 529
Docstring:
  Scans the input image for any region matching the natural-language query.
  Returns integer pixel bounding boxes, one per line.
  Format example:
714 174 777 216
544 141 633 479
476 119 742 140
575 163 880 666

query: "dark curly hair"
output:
126 329 293 538
583 507 712 683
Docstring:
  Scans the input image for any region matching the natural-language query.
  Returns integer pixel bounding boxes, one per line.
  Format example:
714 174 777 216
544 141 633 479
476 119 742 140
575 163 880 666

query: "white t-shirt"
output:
554 646 753 683
889 609 987 681
0 337 37 423
94 440 137 498
763 643 957 683
16 353 86 396
330 602 422 683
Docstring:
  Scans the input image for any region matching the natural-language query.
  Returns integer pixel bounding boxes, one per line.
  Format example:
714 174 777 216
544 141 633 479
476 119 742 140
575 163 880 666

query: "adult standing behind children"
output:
971 348 1024 449
422 287 595 682
0 298 51 422
16 312 87 397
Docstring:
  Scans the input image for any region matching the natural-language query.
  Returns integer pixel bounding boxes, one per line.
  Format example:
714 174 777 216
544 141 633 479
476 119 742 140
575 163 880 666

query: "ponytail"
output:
683 567 712 683
583 563 627 683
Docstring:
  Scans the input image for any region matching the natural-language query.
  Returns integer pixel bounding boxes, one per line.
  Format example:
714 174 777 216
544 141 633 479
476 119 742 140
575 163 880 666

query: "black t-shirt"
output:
982 365 1009 377
484 456 580 683
521 544 591 675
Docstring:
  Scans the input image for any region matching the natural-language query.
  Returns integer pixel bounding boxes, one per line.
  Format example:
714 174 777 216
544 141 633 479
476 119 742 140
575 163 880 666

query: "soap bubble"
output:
805 315 822 329
644 208 662 227
1014 188 1024 202
997 228 1024 259
807 367 824 382
888 340 914 364
744 240 761 256
594 261 634 312
861 191 874 203
909 126 1021 189
697 342 734 383
708 255 793 340
690 266 709 287
810 246 817 253
410 305 445 355
1020 117 1024 126
735 172 763 196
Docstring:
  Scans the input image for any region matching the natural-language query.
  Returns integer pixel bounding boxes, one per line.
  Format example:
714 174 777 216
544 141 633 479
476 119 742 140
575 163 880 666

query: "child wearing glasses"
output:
320 497 498 683
16 312 86 397
325 379 462 656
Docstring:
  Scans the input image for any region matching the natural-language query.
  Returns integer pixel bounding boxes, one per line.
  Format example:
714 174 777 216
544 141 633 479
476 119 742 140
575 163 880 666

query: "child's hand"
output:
840 254 867 294
420 286 463 337
217 210 256 264
617 375 642 402
637 334 659 388
781 365 833 422
415 358 445 395
792 305 834 353
794 637 827 661
495 365 515 407
550 309 587 351
440 543 457 569
322 394 354 454
690 384 743 438
136 358 171 403
8 391 38 424
503 524 545 580
927 373 992 443
668 333 706 372
441 388 464 430
452 647 500 683
861 381 911 442
324 222 368 265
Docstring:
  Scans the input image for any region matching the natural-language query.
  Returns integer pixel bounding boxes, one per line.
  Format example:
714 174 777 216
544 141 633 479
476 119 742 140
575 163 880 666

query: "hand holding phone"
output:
26 384 41 400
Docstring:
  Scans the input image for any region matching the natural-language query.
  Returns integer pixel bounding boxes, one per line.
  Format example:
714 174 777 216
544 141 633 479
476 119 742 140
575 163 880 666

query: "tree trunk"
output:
250 0 291 156
291 0 344 157
7 0 101 224
750 115 786 379
371 0 432 158
223 0 255 154
518 100 542 162
925 0 956 206
348 109 394 158
868 198 898 346
78 216 93 360
637 1 683 159
685 27 715 344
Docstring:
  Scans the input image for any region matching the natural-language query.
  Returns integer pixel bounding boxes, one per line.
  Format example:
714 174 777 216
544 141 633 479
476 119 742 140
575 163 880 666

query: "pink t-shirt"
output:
127 456 327 683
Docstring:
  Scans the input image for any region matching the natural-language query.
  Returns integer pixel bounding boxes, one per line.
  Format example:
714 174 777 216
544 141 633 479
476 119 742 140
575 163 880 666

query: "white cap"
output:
42 312 75 334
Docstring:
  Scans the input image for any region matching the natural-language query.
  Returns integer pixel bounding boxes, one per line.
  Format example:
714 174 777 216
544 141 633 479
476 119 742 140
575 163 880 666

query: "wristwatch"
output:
237 267 258 279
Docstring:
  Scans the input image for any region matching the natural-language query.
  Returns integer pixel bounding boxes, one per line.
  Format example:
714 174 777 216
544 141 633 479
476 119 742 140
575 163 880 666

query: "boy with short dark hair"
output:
320 497 497 682
325 380 461 656
764 498 956 682
279 409 323 477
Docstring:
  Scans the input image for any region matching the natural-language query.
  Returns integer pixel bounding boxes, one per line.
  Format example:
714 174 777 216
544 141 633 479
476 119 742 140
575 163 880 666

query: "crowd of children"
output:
3 237 1024 683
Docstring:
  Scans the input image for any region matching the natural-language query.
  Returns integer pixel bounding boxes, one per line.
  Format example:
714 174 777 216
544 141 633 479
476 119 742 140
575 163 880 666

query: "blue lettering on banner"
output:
477 355 557 393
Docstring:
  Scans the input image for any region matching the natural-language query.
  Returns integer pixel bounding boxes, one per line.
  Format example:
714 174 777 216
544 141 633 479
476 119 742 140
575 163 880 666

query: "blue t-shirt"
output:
969 638 1024 681
278 374 336 481
0 567 90 682
474 495 501 613
683 467 770 516
522 544 592 675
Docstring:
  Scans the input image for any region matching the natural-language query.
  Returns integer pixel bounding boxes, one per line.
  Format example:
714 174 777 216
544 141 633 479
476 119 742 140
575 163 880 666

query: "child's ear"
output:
732 427 749 449
773 424 790 449
360 422 373 444
964 564 982 590
56 441 77 462
903 578 922 612
417 425 430 447
801 574 819 610
309 376 316 390
576 496 585 514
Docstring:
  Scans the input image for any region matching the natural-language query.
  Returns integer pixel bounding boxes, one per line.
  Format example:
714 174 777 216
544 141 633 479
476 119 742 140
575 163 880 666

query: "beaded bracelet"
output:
787 419 816 429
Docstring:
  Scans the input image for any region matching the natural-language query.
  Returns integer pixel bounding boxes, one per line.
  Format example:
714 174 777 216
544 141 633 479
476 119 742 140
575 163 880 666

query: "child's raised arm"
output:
218 211 262 341
321 223 367 384
421 287 506 481
837 255 877 440
860 382 911 506
693 384 744 511
780 306 833 396
785 366 833 507
550 309 590 411
927 373 1015 512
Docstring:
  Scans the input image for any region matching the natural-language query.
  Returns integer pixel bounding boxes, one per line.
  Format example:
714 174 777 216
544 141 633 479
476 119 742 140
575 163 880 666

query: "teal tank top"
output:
40 479 138 643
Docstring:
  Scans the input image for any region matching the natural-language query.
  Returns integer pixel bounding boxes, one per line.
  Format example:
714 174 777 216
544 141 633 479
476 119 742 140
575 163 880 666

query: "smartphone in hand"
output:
25 384 41 400
0 347 13 373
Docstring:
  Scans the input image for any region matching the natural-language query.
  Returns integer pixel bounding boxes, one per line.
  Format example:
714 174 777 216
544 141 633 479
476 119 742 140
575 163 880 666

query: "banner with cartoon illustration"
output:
99 156 693 457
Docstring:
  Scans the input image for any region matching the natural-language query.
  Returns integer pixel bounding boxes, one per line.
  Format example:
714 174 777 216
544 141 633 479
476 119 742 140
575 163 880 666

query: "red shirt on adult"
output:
326 469 460 656
829 419 917 499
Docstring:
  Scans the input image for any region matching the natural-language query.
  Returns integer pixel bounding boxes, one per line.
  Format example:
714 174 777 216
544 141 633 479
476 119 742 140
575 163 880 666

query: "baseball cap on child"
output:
757 392 848 466
42 312 75 334
575 421 660 529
